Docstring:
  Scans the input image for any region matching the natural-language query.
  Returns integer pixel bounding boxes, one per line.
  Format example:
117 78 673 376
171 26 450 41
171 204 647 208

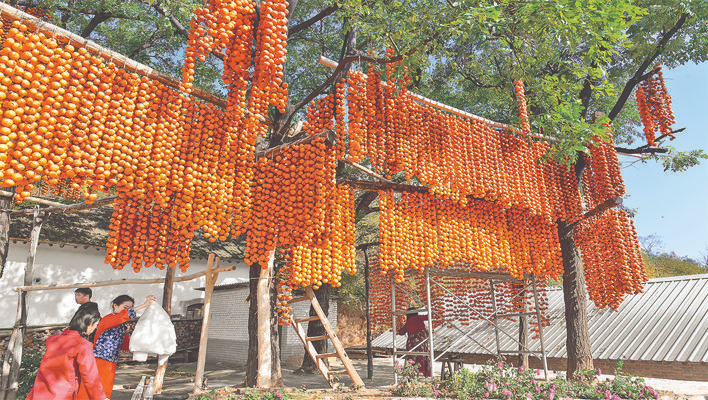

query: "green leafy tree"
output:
7 0 708 383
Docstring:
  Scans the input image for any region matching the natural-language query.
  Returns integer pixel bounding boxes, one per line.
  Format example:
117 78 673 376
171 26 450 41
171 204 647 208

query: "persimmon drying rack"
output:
386 266 550 382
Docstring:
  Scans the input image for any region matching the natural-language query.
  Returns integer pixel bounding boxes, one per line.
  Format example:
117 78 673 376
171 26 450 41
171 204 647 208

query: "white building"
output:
204 282 337 367
1 206 248 328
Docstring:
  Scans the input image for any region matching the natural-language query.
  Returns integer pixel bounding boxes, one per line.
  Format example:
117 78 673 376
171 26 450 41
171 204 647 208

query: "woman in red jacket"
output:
27 302 107 400
398 307 431 377
78 294 155 400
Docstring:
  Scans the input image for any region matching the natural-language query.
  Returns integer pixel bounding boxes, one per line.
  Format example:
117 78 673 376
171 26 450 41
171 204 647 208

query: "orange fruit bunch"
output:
276 264 295 325
302 94 334 137
574 209 646 310
378 190 563 282
244 137 357 291
514 79 531 136
582 129 625 210
366 252 551 332
635 63 675 146
283 185 357 289
0 19 269 272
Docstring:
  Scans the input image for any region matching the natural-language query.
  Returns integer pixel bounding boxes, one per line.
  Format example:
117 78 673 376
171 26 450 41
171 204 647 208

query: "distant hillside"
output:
643 252 707 279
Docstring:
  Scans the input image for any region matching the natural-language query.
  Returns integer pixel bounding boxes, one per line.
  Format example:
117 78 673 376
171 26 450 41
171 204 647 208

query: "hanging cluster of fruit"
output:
0 18 262 271
341 69 583 221
246 137 357 294
635 64 675 146
575 127 645 310
367 252 550 333
574 209 645 310
515 80 531 136
181 0 290 239
378 191 564 282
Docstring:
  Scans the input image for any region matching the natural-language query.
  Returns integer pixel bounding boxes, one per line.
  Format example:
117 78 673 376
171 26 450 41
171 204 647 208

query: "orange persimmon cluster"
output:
367 253 551 332
339 69 583 224
276 268 294 325
245 137 356 290
0 19 262 272
582 130 625 210
635 64 675 146
574 209 646 310
515 79 531 136
378 191 563 282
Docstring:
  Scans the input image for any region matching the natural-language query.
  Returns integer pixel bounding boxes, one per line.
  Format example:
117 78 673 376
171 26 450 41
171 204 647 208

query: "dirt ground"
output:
111 357 708 400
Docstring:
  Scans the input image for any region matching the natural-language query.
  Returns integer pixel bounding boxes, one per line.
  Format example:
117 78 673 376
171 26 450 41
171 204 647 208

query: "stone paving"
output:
110 357 708 400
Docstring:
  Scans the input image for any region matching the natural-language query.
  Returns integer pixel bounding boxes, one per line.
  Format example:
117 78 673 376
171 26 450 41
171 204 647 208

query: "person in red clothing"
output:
77 294 155 400
397 306 431 377
27 302 107 400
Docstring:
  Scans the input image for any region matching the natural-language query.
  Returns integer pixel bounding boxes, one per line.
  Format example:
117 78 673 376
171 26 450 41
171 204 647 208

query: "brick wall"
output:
451 353 708 381
0 319 201 361
206 286 337 367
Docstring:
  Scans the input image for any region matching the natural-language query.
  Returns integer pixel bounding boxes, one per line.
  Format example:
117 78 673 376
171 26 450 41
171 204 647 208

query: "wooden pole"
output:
518 283 529 369
8 196 116 216
1 207 47 400
14 264 238 292
0 190 64 207
363 250 373 380
193 255 218 394
154 266 177 394
256 251 275 388
0 192 12 278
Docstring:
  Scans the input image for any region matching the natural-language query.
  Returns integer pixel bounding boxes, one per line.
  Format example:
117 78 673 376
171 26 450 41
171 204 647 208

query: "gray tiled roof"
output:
9 205 245 261
372 274 708 363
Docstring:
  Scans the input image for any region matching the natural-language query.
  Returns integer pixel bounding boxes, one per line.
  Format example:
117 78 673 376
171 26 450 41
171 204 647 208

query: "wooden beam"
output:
0 192 12 277
9 196 116 216
256 130 335 159
1 207 47 400
338 177 428 194
342 160 391 183
13 264 238 292
194 255 218 394
0 190 64 207
0 3 272 127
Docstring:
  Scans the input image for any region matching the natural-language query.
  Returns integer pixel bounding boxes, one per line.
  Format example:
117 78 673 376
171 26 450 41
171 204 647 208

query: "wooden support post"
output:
518 283 529 368
0 192 12 278
154 266 177 394
256 251 275 388
364 250 373 380
193 255 219 394
1 207 47 400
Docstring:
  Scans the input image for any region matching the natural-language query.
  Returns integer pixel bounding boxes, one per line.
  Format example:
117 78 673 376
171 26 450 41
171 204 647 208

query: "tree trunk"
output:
297 284 331 374
0 193 12 278
559 220 593 379
245 258 282 387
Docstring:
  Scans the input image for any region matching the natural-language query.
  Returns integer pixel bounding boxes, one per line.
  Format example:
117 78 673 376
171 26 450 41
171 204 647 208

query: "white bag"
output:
129 302 177 365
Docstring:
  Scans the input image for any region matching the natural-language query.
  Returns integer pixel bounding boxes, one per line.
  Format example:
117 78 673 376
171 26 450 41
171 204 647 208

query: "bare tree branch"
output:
129 30 163 59
289 5 338 36
607 13 690 121
615 146 669 155
80 13 110 38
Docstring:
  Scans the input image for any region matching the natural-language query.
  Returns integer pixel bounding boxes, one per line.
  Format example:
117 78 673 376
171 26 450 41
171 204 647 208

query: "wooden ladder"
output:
288 287 365 388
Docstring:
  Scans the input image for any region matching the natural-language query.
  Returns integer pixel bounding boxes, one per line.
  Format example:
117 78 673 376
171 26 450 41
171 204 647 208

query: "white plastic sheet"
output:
129 302 177 365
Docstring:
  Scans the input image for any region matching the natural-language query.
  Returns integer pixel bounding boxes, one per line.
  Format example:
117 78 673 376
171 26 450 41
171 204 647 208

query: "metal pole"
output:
391 272 398 384
489 280 501 356
531 275 549 380
424 266 434 379
364 250 373 379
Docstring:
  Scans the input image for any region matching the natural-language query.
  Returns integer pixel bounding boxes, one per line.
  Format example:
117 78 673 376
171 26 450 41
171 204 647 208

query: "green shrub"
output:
18 349 43 400
441 357 659 400
391 360 440 398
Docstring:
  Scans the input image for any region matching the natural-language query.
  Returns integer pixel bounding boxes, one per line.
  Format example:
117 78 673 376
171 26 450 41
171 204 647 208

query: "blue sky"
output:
621 62 708 261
